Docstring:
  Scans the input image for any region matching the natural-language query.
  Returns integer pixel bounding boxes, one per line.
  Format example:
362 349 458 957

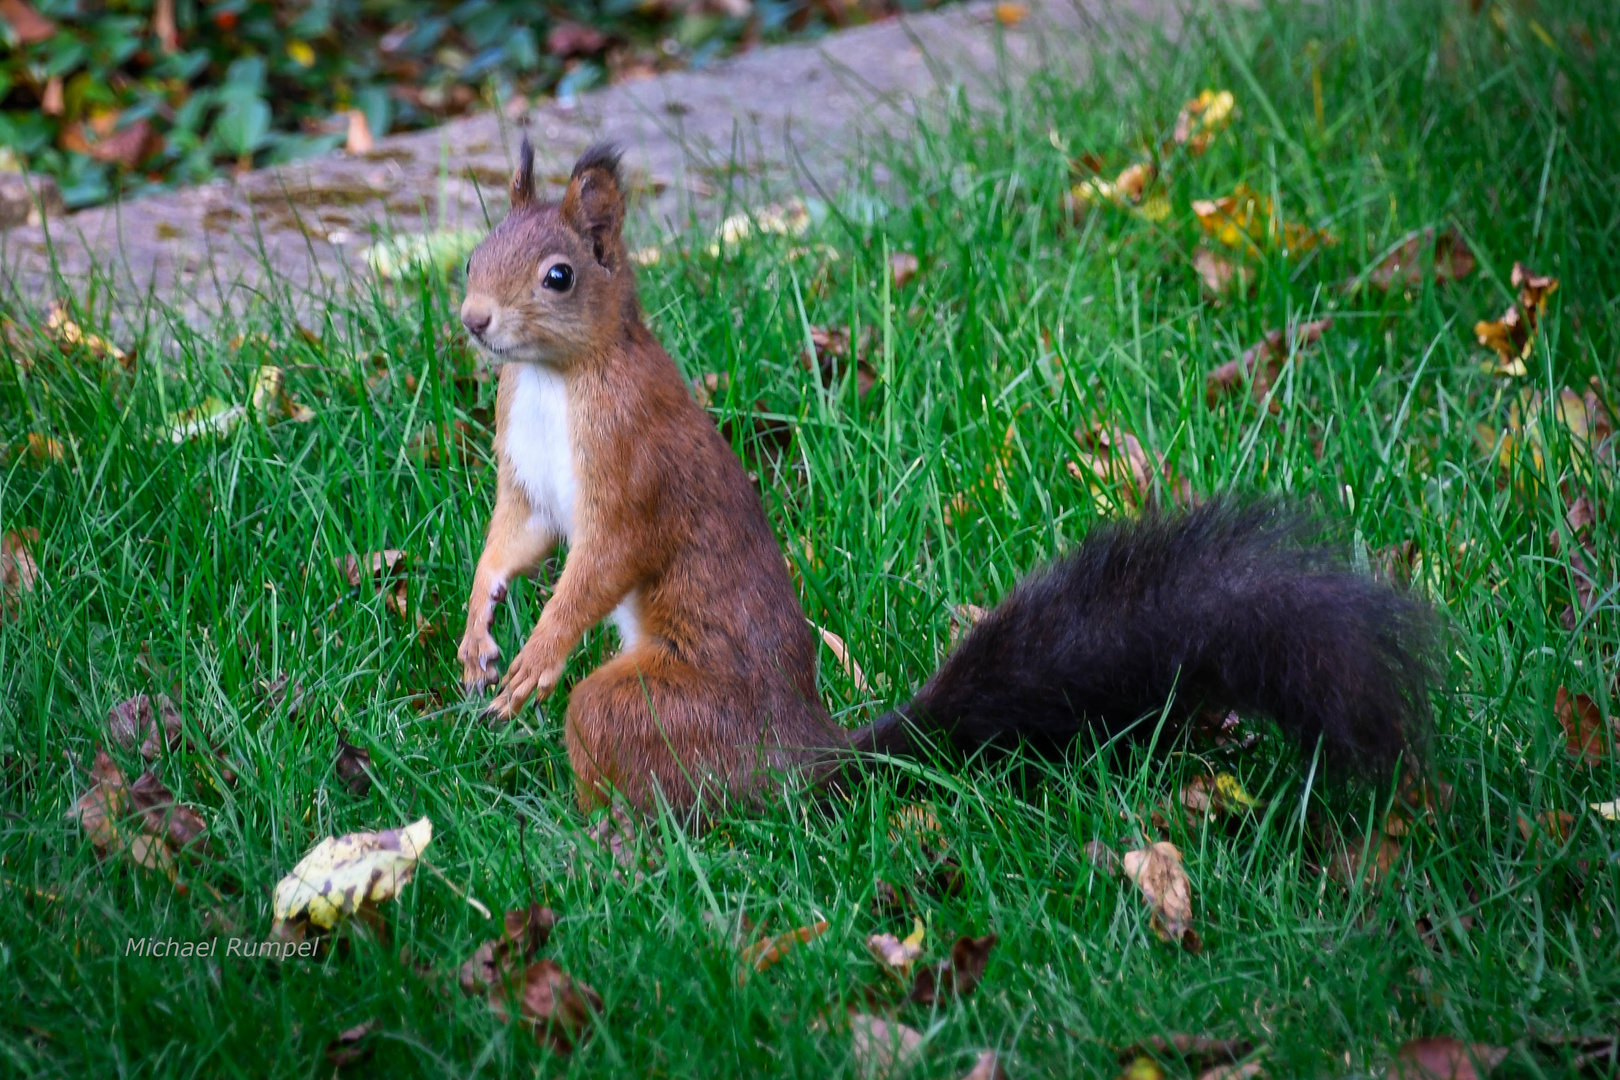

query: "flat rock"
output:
0 0 1186 331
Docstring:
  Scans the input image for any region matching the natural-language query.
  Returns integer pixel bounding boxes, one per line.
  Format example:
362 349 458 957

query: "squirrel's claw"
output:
458 631 502 695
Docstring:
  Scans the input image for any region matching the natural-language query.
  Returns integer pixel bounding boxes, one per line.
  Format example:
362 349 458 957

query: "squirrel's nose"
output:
461 299 493 338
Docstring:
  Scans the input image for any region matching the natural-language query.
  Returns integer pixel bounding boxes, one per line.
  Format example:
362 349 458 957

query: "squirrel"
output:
456 140 1440 817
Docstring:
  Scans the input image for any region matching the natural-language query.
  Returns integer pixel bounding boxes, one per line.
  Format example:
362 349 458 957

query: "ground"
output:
1 0 1617 1077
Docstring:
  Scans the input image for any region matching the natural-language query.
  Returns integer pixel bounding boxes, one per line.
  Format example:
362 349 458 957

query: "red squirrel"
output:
456 141 1438 816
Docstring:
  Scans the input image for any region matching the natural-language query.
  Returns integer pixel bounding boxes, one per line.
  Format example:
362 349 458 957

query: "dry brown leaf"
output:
334 733 372 796
851 1014 924 1077
409 419 477 466
459 903 557 995
1394 1037 1509 1080
889 252 921 289
69 747 179 878
1473 262 1559 374
106 694 182 759
1 527 40 617
740 920 829 976
335 549 410 619
1515 809 1575 847
1084 840 1123 877
1173 90 1236 156
1122 842 1198 950
489 959 601 1053
1206 317 1332 410
1067 421 1191 514
0 0 58 42
1366 226 1476 292
909 933 997 1005
324 1019 377 1068
345 110 374 155
44 300 132 368
1192 247 1253 297
1556 686 1614 765
802 325 878 398
813 624 870 691
62 117 158 168
128 769 210 852
948 603 989 646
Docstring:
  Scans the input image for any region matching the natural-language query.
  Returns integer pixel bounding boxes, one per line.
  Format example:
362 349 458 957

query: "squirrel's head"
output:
460 140 636 368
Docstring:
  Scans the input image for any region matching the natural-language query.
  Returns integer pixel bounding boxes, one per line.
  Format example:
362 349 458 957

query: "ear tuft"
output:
510 136 536 209
561 142 627 268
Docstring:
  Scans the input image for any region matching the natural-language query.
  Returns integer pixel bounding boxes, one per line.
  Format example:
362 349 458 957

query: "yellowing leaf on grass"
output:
363 228 483 280
1473 261 1559 374
1173 90 1236 156
247 364 316 423
1488 384 1615 483
45 299 132 369
1192 184 1333 255
868 916 926 979
1073 162 1161 217
1591 800 1618 820
739 919 829 977
1122 842 1199 950
270 816 433 935
1180 772 1261 818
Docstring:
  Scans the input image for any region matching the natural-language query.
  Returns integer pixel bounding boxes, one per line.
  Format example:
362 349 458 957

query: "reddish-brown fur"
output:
459 141 843 815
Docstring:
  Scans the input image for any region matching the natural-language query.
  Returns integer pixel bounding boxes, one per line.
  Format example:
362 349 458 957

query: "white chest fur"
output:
501 363 642 649
504 364 578 540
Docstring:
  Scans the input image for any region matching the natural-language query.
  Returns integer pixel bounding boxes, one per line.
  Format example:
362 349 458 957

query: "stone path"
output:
0 0 1183 329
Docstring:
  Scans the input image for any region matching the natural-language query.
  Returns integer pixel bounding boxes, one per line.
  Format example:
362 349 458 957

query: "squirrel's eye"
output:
542 263 574 292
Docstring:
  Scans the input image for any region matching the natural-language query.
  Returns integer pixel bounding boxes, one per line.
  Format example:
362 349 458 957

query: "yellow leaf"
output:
993 0 1028 25
271 817 433 933
286 40 316 68
1173 89 1236 156
1592 800 1618 820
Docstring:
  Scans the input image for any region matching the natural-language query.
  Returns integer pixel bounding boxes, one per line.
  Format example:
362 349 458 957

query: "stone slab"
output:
0 0 1184 330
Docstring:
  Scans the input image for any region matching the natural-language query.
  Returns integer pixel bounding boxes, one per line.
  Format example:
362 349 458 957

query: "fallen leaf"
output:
1067 421 1191 514
1592 800 1618 820
1394 1037 1509 1080
1122 842 1198 949
1072 162 1162 217
889 251 921 289
909 933 997 1005
489 959 601 1053
867 917 926 980
409 419 478 466
1118 1057 1167 1080
1206 317 1332 409
1365 226 1475 292
45 300 131 368
363 229 483 280
1 527 40 617
993 1 1027 26
1179 772 1261 818
1192 247 1252 297
1199 1064 1263 1080
948 603 988 645
1121 1036 1253 1070
1173 90 1236 156
1474 262 1559 373
69 747 177 878
344 110 373 155
0 0 58 43
106 694 182 760
1084 840 1123 876
813 623 870 691
334 549 412 622
128 769 210 852
1192 184 1331 254
459 903 557 994
1515 810 1575 846
248 365 316 423
712 198 812 253
324 1020 378 1068
166 396 243 442
802 325 878 398
962 1050 1010 1080
740 920 829 975
270 816 433 935
851 1014 924 1077
1556 686 1614 764
335 733 372 796
63 117 157 168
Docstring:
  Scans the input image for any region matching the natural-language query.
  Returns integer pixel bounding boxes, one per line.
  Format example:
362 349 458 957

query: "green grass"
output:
3 0 1618 1075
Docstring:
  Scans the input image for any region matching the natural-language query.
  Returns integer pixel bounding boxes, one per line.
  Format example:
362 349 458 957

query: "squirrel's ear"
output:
560 143 626 268
510 137 536 210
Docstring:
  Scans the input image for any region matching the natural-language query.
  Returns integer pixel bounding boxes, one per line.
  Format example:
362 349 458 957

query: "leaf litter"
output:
270 816 432 939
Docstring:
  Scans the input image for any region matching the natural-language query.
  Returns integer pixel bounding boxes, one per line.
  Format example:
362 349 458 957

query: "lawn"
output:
2 0 1617 1076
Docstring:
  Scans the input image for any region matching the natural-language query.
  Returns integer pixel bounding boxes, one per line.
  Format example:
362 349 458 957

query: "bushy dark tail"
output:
850 500 1440 778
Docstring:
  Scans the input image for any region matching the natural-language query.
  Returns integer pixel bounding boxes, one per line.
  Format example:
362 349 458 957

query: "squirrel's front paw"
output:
485 644 564 720
458 631 502 694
